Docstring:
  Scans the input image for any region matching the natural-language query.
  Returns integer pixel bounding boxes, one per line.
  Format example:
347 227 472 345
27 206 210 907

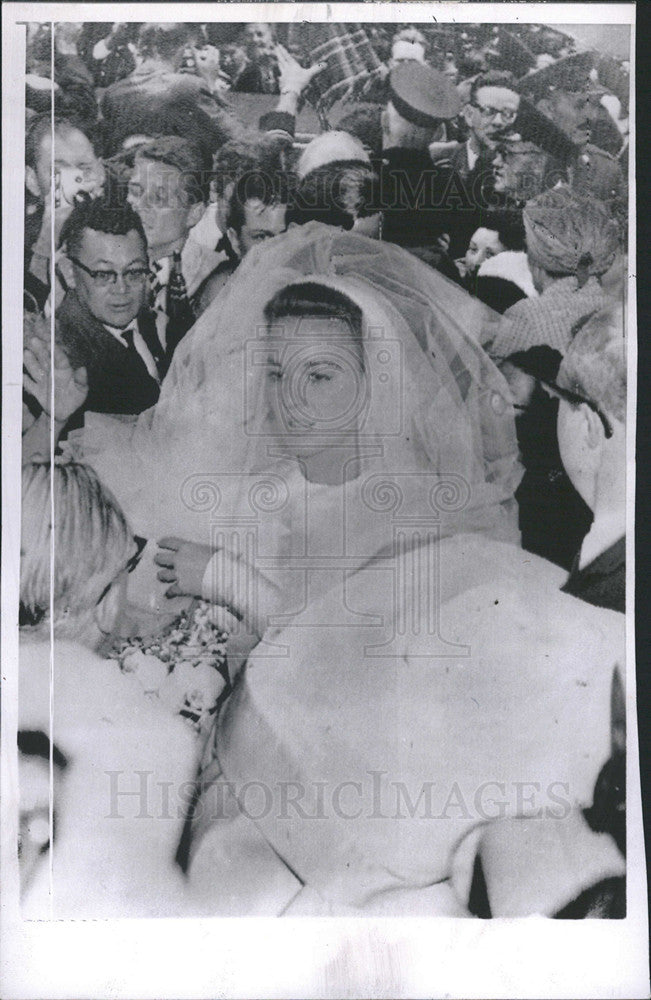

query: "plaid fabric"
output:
149 257 170 352
149 258 167 304
489 275 607 359
287 23 384 112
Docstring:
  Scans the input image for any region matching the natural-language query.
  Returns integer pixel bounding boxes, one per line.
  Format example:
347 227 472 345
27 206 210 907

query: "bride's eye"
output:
307 370 333 383
306 362 343 384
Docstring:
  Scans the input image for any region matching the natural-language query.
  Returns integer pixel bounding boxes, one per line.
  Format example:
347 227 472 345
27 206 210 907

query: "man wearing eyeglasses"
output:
432 71 575 183
427 71 577 260
463 72 520 164
55 195 165 419
454 71 577 185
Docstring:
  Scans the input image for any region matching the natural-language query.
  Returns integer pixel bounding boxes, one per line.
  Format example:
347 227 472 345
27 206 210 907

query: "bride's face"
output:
265 317 366 459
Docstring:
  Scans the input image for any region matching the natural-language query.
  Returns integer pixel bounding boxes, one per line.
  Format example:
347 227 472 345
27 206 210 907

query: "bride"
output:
134 228 623 916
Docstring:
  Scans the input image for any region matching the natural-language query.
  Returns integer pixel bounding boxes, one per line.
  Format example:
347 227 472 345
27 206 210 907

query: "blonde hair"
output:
20 461 134 633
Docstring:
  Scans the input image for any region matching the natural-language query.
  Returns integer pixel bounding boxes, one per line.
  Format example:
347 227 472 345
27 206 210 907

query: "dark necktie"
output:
116 326 159 411
120 326 136 352
165 251 195 357
120 325 160 384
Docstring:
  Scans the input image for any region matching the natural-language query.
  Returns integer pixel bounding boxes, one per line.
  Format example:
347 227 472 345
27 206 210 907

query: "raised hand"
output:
23 333 88 423
192 44 223 89
275 44 325 96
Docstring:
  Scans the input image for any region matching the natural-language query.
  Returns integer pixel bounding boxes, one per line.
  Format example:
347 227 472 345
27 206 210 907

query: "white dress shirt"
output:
466 139 479 172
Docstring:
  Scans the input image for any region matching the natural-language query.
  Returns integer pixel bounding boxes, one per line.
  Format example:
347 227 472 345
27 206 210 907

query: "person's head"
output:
212 136 280 197
486 207 527 250
392 26 427 47
383 62 460 151
499 344 563 410
226 169 289 257
297 132 371 181
26 23 53 75
243 22 275 62
289 162 381 237
127 137 210 259
54 83 99 137
54 22 83 54
390 28 427 67
491 139 563 202
442 51 459 84
136 22 199 70
21 461 138 649
499 360 536 410
523 187 620 293
25 115 105 204
104 97 227 161
220 41 248 81
463 72 520 150
464 227 505 275
554 308 626 510
338 106 384 159
262 282 366 476
60 196 149 328
382 101 435 151
529 27 573 60
458 44 489 79
537 89 601 147
212 136 290 231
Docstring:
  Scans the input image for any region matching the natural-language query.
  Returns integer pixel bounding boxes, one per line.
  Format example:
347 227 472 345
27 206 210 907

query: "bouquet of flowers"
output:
110 600 229 735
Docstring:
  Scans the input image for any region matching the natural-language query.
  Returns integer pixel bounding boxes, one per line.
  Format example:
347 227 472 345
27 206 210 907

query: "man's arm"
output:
258 45 325 138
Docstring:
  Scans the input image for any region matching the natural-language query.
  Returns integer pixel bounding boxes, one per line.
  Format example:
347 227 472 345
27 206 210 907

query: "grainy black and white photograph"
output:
1 2 646 997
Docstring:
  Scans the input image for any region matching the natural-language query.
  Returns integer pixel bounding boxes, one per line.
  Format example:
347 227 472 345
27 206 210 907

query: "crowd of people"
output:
19 20 629 918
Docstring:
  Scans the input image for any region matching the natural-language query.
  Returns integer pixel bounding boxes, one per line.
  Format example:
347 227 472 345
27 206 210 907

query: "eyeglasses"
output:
472 103 518 124
540 379 613 440
96 536 147 605
69 256 149 287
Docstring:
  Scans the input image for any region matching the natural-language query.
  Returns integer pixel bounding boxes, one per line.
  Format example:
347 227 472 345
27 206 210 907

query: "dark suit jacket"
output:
233 61 280 95
100 68 239 154
443 141 492 182
380 147 492 260
56 291 164 417
380 147 459 251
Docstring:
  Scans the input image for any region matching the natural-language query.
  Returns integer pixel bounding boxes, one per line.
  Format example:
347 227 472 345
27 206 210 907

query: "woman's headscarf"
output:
523 187 620 280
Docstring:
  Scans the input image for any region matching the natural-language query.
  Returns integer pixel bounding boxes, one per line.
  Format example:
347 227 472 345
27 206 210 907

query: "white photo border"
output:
1 5 645 999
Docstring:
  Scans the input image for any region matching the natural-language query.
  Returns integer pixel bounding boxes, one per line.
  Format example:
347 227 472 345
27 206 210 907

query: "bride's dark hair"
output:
263 282 364 365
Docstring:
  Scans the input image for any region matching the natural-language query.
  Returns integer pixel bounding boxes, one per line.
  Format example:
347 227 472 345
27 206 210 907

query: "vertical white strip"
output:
47 17 55 920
